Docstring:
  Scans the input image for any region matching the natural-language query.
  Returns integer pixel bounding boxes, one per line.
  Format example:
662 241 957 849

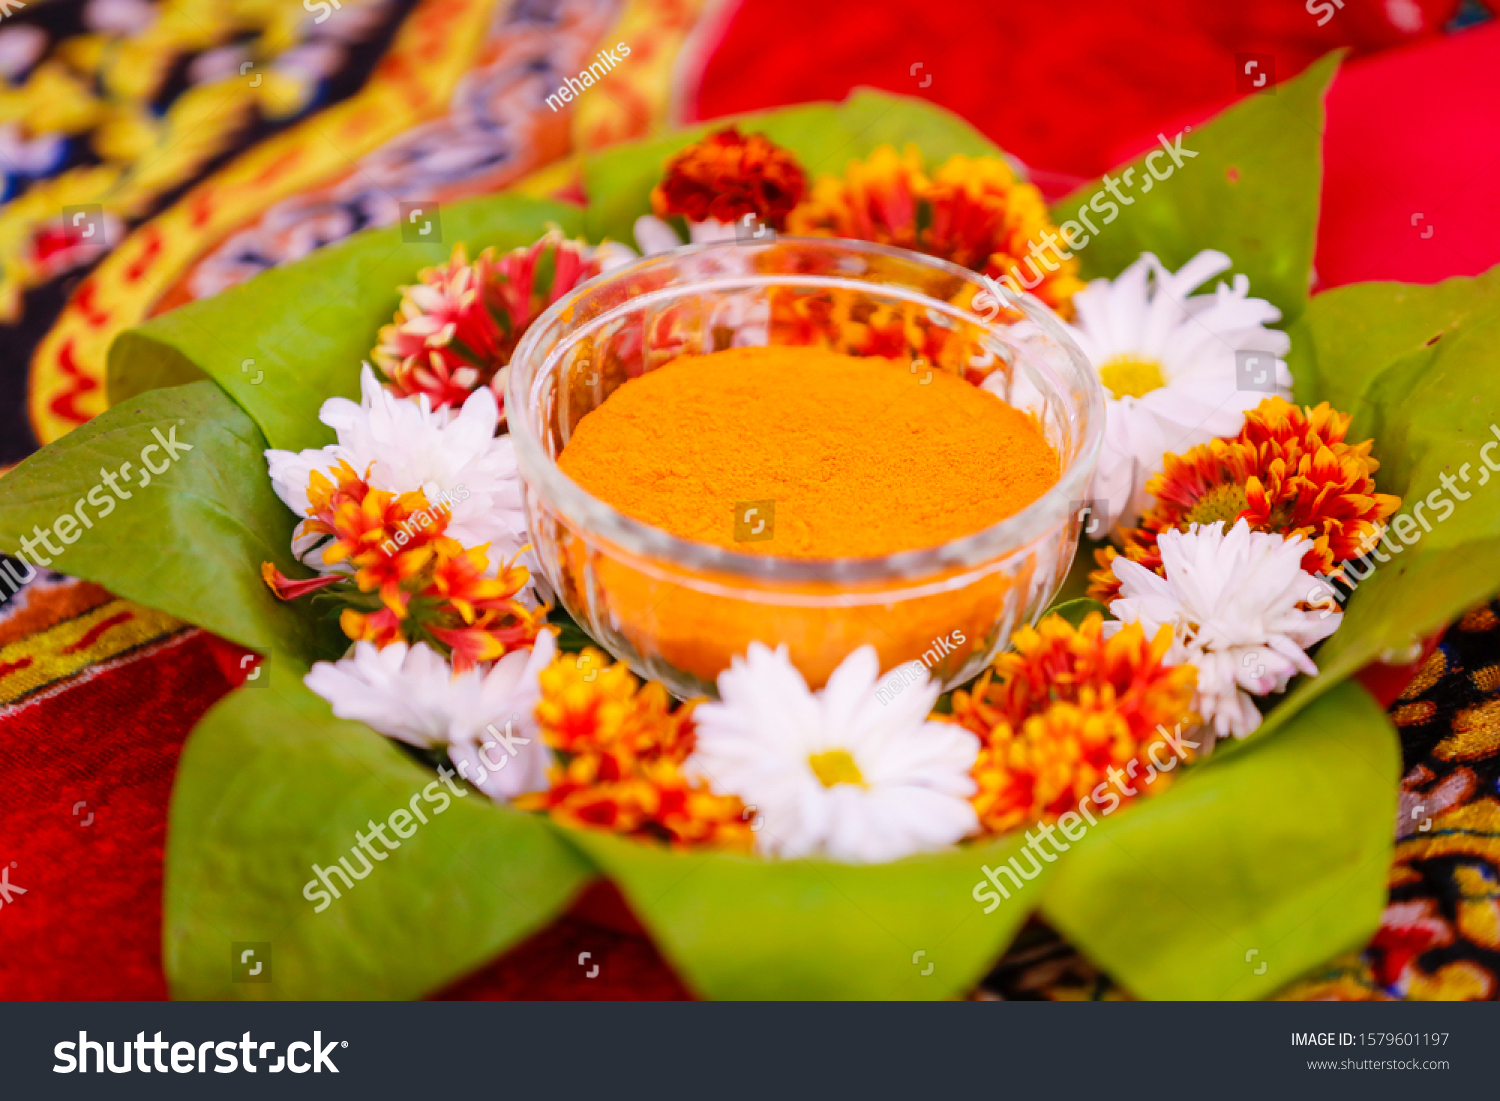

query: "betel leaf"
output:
562 827 1043 1000
108 196 586 454
0 382 338 665
1257 271 1500 735
1041 680 1399 1000
581 88 1003 248
1042 597 1107 627
165 654 595 999
1287 266 1500 430
1050 52 1339 325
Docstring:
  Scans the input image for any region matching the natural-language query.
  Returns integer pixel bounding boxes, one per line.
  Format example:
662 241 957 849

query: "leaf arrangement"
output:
4 54 1498 1000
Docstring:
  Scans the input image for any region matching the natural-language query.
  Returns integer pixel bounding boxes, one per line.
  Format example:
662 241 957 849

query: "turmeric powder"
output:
559 345 1058 557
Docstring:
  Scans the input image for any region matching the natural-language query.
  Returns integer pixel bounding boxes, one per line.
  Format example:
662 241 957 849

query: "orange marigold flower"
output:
518 648 752 849
650 127 809 230
951 612 1198 834
787 146 1083 318
787 144 927 251
1088 397 1402 603
762 287 967 376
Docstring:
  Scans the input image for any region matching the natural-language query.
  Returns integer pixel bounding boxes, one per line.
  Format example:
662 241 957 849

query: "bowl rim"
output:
507 236 1104 584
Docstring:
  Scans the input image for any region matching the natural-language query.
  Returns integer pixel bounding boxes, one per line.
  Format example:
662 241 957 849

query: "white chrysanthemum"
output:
265 364 535 588
1107 520 1341 740
304 632 556 800
590 240 638 273
632 214 683 255
1064 250 1292 531
687 644 980 863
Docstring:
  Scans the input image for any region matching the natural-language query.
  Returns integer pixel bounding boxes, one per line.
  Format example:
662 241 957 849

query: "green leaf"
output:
582 88 1002 248
1043 597 1108 626
1041 681 1399 1000
563 828 1042 1000
547 605 596 653
108 196 586 453
1288 267 1500 413
165 654 596 999
0 382 337 664
1287 266 1500 438
1260 270 1500 735
1050 52 1340 324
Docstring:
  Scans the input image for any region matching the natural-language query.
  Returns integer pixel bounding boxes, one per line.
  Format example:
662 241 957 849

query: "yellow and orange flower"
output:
951 612 1198 834
262 465 541 670
518 647 753 849
1089 397 1402 603
650 126 809 230
787 145 1084 318
763 286 967 373
789 144 927 251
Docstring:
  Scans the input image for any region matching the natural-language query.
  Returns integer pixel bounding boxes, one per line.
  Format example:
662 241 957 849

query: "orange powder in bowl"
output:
558 346 1058 558
544 346 1064 690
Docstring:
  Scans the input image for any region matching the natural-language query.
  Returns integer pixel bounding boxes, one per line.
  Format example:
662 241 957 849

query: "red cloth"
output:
691 0 1462 182
1315 20 1500 286
0 631 224 1000
693 0 1498 289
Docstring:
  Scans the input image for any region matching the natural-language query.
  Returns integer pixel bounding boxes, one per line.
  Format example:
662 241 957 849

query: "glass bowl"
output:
508 238 1103 698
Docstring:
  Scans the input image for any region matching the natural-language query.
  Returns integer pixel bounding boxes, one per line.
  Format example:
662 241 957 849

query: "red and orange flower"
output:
373 232 612 415
787 145 1084 318
262 463 542 670
651 126 809 230
951 612 1198 834
518 648 754 848
1089 397 1402 604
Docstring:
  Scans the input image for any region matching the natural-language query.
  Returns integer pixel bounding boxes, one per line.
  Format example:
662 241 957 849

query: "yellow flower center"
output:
808 749 865 789
1184 483 1250 527
1098 354 1168 400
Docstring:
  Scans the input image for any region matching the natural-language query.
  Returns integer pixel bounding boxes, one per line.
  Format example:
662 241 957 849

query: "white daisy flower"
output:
1064 250 1292 531
1107 520 1341 741
590 240 638 273
631 213 744 255
265 364 537 594
632 214 683 255
687 643 980 863
304 632 556 800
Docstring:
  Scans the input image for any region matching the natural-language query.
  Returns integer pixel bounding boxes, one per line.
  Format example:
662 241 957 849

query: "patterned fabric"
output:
0 0 420 465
